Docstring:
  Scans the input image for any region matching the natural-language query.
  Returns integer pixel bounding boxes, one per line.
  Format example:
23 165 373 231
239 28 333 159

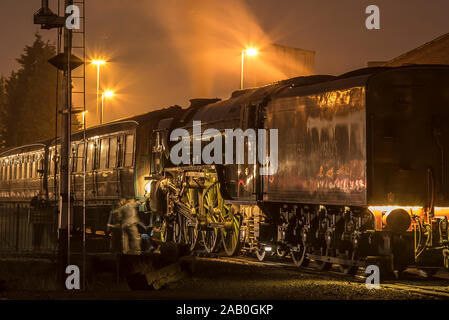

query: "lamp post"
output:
81 110 88 128
240 48 258 90
101 90 114 124
92 59 106 125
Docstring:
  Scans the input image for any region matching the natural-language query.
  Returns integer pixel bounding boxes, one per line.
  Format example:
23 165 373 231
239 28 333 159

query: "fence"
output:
0 201 58 258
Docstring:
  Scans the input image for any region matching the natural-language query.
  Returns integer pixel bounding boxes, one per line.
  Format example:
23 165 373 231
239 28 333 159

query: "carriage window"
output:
23 161 27 179
28 159 31 178
30 159 34 178
18 163 22 179
34 159 39 177
25 158 29 179
124 134 134 167
86 141 95 171
24 161 27 179
109 137 117 168
77 143 85 172
38 159 43 176
71 145 77 172
99 138 109 169
31 159 34 178
49 150 55 176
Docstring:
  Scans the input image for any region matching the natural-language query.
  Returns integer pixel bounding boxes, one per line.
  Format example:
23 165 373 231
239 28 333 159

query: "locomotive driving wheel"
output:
222 208 242 256
202 180 242 256
181 188 200 251
202 182 222 253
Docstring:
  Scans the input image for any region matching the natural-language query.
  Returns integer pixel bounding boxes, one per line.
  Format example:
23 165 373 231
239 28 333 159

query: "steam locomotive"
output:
1 65 449 276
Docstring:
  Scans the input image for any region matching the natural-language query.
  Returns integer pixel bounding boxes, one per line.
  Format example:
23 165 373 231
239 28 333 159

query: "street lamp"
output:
241 48 259 90
101 90 114 124
91 59 106 125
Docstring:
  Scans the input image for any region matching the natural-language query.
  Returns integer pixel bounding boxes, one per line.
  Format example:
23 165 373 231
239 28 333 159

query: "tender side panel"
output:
367 67 449 207
263 85 367 205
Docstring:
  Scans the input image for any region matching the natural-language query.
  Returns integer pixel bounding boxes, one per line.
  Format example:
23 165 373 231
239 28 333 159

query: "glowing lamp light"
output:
245 48 259 56
91 59 106 66
103 90 115 98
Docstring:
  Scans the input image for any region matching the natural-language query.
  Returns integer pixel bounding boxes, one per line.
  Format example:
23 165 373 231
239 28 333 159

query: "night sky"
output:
1 0 449 125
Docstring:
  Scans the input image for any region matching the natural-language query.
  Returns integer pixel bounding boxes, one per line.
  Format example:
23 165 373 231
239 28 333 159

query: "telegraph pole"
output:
34 0 82 287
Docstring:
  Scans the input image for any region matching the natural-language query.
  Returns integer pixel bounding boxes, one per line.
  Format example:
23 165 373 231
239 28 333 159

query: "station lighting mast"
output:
34 0 83 287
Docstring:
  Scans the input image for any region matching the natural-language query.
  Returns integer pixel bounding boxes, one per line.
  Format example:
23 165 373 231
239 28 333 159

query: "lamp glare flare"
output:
104 90 115 98
245 48 259 56
91 59 106 66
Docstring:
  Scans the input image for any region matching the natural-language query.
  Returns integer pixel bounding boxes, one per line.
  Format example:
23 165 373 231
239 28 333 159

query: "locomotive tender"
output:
1 65 449 275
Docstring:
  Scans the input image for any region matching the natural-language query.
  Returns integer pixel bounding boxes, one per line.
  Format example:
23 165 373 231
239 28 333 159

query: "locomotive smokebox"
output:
383 209 411 233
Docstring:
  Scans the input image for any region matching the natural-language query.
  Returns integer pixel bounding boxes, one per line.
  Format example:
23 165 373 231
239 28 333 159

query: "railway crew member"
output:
108 195 150 255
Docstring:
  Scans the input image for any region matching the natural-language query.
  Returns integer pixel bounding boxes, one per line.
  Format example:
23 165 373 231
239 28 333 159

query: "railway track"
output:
186 252 449 299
